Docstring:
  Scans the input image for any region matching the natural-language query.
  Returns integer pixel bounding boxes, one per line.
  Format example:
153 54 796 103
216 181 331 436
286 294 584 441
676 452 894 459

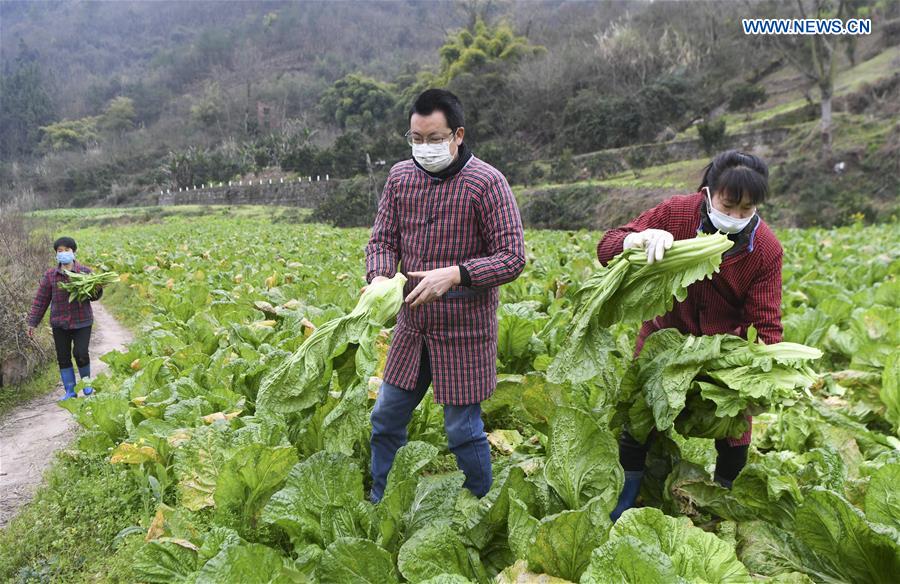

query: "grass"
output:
521 157 708 193
597 158 708 190
0 359 60 418
775 112 893 155
0 448 146 583
677 46 899 141
29 204 309 225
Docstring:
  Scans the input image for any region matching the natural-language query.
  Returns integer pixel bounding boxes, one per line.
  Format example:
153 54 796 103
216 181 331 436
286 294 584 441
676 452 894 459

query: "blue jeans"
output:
369 344 492 502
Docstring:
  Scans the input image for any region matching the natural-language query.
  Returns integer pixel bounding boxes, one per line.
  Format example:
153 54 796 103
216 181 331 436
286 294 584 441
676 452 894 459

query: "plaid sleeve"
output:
27 271 52 328
597 199 672 265
461 173 526 289
744 252 783 344
364 177 401 284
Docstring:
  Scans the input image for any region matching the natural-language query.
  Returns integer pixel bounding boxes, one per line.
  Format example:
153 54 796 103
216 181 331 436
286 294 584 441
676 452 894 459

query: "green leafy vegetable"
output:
397 523 486 583
317 537 399 583
213 443 297 527
507 492 610 582
583 507 751 583
59 269 118 302
256 273 406 415
617 328 822 442
543 406 622 510
262 451 366 548
195 543 296 584
549 233 733 384
865 461 900 530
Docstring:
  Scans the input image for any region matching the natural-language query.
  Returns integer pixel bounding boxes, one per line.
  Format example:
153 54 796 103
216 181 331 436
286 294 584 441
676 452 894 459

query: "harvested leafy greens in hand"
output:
58 269 119 302
256 272 407 415
617 327 823 442
548 233 734 384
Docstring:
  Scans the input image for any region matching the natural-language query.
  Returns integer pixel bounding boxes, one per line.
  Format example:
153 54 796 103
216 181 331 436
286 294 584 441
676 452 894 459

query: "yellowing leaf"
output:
496 560 574 584
201 410 242 424
157 537 199 551
110 442 160 464
300 317 316 337
254 300 276 316
167 430 192 447
145 504 173 541
488 429 525 454
368 376 382 400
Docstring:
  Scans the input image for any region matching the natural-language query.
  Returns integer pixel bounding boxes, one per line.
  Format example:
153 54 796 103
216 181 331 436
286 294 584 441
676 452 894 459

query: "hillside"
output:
1 0 897 228
518 43 900 229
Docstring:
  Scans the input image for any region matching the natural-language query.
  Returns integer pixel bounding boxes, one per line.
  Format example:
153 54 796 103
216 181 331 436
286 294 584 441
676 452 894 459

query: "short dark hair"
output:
409 89 464 130
53 236 77 252
699 150 769 205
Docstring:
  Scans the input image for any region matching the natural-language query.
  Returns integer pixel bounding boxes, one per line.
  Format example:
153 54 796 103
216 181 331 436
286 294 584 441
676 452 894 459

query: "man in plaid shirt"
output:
365 89 525 502
27 236 104 400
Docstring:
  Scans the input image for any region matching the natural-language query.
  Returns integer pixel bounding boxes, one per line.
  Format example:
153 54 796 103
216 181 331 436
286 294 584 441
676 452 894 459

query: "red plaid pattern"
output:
27 261 103 330
597 192 784 446
365 157 525 404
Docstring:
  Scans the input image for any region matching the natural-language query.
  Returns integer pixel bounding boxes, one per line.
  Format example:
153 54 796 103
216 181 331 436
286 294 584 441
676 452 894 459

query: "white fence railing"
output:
158 174 331 196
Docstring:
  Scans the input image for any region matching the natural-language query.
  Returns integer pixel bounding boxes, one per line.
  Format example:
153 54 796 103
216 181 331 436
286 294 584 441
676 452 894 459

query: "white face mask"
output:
412 141 455 173
704 187 756 234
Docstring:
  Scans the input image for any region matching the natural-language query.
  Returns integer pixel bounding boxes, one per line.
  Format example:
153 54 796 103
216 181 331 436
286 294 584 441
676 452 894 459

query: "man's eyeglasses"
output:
405 130 456 146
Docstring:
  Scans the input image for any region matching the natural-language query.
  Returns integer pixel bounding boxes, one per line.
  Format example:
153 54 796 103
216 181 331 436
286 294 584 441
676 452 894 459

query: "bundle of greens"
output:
59 269 119 302
617 327 823 442
255 273 407 415
548 233 734 384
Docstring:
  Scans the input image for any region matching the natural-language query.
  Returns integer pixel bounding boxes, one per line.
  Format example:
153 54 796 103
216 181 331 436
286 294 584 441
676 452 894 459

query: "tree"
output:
550 148 576 182
728 83 768 115
191 82 225 133
697 118 727 156
763 0 850 161
0 43 56 158
318 74 397 132
38 117 100 152
99 96 136 134
562 92 641 152
408 17 545 143
437 17 543 85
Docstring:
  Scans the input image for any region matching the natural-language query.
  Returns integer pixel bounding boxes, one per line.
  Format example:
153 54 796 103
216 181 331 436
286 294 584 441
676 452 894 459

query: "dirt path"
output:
0 302 133 528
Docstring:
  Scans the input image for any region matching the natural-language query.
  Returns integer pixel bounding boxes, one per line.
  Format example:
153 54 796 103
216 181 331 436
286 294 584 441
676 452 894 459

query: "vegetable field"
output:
3 209 898 583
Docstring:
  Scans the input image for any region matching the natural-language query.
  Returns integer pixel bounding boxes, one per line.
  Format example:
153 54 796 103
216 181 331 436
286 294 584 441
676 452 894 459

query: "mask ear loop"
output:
702 186 713 210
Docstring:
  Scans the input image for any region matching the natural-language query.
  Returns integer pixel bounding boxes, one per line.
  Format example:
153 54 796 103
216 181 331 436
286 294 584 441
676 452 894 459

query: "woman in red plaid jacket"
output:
365 89 525 502
601 151 783 521
26 236 104 400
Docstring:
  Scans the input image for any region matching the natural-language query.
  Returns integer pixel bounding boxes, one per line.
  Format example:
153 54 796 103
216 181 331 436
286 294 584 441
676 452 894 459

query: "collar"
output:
56 260 80 274
697 195 760 256
412 141 474 182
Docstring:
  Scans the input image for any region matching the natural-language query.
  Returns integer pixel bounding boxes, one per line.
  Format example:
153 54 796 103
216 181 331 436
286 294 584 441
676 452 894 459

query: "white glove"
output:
623 229 674 264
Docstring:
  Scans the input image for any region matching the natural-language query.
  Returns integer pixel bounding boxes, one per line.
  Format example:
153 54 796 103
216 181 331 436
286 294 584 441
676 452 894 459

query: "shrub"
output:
697 118 727 156
307 175 380 227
